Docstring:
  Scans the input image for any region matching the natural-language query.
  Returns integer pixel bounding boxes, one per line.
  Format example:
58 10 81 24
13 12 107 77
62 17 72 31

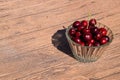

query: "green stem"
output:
88 12 92 20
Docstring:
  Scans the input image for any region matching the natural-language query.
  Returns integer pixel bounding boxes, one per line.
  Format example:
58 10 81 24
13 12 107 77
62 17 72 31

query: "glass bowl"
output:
65 22 114 62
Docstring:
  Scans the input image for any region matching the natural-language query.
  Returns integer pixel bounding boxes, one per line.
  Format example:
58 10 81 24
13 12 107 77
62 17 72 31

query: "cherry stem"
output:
87 12 92 29
63 26 66 29
88 12 92 20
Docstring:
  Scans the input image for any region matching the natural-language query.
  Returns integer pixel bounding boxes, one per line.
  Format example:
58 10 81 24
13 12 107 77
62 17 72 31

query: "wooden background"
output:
0 0 120 80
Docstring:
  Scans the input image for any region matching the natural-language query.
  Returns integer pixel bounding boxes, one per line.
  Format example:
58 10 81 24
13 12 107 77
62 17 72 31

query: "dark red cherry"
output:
73 38 84 45
77 25 85 31
71 36 75 41
83 33 92 41
89 39 95 44
100 37 108 45
99 28 107 36
86 42 93 46
80 41 85 46
88 25 95 29
103 36 110 42
81 20 88 27
73 38 81 43
82 28 90 34
89 19 97 26
69 28 76 36
94 41 100 46
73 21 81 28
94 32 102 40
75 31 81 37
86 39 94 46
90 27 99 34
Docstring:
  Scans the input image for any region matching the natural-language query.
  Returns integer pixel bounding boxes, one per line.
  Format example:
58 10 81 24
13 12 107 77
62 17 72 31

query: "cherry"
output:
88 25 95 29
73 38 81 44
71 36 75 41
103 36 110 42
83 33 92 41
80 41 85 46
72 36 85 46
69 28 76 36
81 20 88 27
77 25 85 31
73 21 81 28
86 42 93 46
90 27 99 34
94 41 100 46
99 28 107 36
100 37 108 45
86 39 94 46
94 32 102 40
73 38 85 46
82 28 90 34
89 19 97 26
89 39 95 44
75 31 81 37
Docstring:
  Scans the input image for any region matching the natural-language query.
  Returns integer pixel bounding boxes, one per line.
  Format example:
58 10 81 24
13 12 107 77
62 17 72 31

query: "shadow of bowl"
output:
51 28 74 58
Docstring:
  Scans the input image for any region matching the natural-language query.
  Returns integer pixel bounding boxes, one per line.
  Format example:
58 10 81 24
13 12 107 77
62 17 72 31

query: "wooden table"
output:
0 0 120 80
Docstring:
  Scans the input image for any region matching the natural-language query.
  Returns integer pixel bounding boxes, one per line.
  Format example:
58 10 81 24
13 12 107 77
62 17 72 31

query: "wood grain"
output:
0 0 120 80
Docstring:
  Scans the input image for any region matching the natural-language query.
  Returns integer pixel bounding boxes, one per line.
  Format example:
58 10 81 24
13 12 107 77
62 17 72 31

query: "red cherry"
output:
81 20 88 27
73 37 85 46
103 36 110 42
90 39 95 44
73 21 81 28
90 27 99 34
100 37 108 45
99 28 107 36
82 28 90 34
94 41 100 46
88 25 95 29
74 38 81 43
71 36 75 41
69 28 76 36
80 41 85 46
86 42 93 46
75 31 81 37
77 25 85 31
86 39 94 46
94 32 102 40
73 38 83 44
83 33 92 41
89 18 97 26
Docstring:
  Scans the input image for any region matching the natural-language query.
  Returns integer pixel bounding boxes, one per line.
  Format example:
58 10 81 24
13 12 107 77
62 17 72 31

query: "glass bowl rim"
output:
65 22 114 48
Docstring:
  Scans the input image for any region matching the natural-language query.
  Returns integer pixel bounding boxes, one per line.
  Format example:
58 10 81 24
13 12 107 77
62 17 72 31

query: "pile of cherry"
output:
69 19 110 46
